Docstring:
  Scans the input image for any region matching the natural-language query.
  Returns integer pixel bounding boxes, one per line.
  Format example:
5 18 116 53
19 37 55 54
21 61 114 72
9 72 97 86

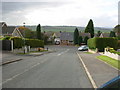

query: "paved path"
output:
78 51 118 87
2 46 92 88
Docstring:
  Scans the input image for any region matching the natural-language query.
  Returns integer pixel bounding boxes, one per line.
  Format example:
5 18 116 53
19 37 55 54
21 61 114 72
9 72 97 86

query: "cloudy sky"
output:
1 0 120 27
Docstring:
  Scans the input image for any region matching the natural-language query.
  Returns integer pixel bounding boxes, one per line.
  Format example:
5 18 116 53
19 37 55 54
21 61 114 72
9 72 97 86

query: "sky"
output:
1 0 120 28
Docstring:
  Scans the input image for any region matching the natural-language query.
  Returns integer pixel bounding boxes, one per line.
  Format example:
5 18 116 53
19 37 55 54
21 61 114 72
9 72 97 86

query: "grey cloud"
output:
2 2 68 14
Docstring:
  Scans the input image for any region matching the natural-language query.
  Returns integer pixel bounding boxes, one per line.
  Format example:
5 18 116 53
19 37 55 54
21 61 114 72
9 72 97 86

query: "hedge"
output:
10 37 44 49
88 37 118 51
10 37 24 49
118 40 120 49
25 39 44 48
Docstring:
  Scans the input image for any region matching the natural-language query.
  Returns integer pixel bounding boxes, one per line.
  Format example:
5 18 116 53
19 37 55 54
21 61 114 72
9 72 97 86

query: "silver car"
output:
78 45 88 51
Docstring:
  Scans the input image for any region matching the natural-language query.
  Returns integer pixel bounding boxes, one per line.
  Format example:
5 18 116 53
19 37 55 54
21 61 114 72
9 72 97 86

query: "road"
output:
2 45 92 88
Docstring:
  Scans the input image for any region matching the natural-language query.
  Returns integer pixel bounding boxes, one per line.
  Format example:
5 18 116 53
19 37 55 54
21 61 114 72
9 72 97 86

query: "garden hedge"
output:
25 39 44 48
10 37 24 49
10 37 44 49
88 37 118 51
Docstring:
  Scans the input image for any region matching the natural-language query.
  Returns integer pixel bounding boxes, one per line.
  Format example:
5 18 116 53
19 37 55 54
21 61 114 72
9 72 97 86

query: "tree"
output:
84 36 89 45
18 26 32 38
113 25 120 37
85 19 94 38
74 28 79 45
36 24 42 40
109 31 116 37
78 36 83 45
97 31 102 37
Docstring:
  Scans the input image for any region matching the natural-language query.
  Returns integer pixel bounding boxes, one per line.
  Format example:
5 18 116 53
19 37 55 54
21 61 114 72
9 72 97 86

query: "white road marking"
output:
1 58 49 86
57 49 69 56
77 52 97 88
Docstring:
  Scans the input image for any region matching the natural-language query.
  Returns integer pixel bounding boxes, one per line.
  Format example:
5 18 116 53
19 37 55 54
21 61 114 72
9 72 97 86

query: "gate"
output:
2 40 12 51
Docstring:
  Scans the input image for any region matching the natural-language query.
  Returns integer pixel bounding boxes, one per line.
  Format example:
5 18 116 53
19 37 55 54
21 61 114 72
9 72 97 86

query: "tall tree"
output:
78 36 83 45
84 36 89 45
36 24 41 40
113 25 120 37
85 19 94 38
97 31 102 37
109 31 116 37
74 28 79 45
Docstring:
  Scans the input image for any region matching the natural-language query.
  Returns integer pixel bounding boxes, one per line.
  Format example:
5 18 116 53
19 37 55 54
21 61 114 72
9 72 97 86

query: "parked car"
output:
97 75 120 89
78 45 88 51
55 41 60 45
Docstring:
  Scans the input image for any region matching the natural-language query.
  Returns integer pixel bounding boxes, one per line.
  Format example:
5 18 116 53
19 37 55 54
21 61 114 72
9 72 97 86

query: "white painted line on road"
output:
1 62 40 85
1 62 43 86
57 49 69 56
77 52 97 89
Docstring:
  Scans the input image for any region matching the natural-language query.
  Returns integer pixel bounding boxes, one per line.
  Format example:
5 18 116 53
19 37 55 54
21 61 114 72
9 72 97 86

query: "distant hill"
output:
17 25 113 33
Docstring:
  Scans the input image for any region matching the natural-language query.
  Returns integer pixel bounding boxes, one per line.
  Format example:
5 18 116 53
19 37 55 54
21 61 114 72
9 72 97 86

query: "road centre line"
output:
57 49 69 56
1 59 49 86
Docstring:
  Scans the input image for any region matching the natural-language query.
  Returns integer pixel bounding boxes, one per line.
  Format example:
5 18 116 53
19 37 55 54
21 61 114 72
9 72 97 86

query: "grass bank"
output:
96 55 120 70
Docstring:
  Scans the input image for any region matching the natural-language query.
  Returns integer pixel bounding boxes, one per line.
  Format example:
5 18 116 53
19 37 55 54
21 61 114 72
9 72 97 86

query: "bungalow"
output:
99 33 110 38
60 32 73 45
1 22 23 38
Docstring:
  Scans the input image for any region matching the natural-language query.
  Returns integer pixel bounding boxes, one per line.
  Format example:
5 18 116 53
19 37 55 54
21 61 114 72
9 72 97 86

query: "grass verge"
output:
96 55 120 70
84 52 93 54
17 50 48 55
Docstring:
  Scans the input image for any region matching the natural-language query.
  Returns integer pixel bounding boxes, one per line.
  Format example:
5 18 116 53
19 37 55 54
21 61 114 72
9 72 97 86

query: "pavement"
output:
77 51 118 88
2 50 54 65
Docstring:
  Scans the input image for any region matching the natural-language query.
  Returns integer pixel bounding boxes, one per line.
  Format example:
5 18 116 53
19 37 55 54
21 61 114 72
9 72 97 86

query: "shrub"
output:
78 36 83 45
2 36 11 40
88 37 118 52
25 39 44 48
84 36 89 45
117 40 120 49
10 37 24 49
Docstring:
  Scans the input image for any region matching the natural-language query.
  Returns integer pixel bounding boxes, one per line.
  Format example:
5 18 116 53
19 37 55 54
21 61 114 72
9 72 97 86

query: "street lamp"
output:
23 22 26 54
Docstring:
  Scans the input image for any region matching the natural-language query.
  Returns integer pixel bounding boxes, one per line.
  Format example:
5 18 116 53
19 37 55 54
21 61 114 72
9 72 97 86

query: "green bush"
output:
88 37 118 52
10 37 24 49
117 40 120 49
25 39 44 48
2 36 11 40
10 37 44 49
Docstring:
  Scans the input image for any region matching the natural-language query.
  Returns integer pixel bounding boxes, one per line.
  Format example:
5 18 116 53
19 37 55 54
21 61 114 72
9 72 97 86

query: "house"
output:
99 33 110 38
52 32 61 38
44 31 54 41
60 32 73 45
1 22 23 38
79 32 91 38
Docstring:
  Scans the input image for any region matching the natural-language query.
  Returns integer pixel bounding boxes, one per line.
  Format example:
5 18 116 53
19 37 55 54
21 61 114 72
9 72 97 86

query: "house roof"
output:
0 22 7 27
44 31 54 37
60 32 73 41
53 32 61 37
79 32 91 38
99 33 110 37
2 26 16 35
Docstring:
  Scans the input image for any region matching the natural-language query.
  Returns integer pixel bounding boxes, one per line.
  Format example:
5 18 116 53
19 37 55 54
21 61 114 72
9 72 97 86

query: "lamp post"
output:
23 22 26 54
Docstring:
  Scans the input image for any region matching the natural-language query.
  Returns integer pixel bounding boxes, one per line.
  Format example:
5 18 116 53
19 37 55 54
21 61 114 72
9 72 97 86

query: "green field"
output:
26 25 112 33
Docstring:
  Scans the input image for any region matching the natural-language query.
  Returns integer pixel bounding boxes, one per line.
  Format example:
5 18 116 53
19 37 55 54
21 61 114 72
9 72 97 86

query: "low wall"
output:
13 47 40 53
88 49 97 53
104 50 120 60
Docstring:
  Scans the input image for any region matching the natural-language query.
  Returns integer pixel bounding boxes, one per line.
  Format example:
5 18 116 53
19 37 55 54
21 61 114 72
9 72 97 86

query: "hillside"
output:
22 26 112 33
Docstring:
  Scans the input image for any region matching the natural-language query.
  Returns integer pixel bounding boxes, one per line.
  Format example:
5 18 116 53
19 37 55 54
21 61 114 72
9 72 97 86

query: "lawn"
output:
96 55 120 70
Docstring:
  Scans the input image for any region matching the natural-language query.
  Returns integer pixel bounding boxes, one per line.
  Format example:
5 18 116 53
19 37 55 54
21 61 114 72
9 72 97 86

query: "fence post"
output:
11 40 13 52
